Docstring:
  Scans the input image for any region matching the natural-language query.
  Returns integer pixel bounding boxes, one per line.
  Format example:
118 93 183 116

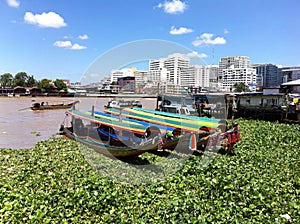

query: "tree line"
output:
0 72 68 93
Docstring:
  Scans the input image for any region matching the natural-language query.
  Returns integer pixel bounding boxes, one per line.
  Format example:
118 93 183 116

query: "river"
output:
0 97 157 149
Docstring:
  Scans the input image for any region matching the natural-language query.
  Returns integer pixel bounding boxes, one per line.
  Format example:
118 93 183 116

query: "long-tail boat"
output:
86 110 196 151
60 109 194 157
31 100 79 111
104 107 241 152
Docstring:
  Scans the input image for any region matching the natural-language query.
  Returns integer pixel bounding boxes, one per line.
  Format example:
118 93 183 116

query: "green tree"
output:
0 73 14 87
27 75 37 87
233 82 248 92
54 79 67 92
37 79 52 92
14 72 28 87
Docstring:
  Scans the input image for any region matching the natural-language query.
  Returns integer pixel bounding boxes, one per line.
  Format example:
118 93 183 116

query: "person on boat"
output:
164 130 174 142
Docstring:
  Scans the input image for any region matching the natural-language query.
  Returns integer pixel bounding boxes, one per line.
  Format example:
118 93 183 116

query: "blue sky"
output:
1 0 299 83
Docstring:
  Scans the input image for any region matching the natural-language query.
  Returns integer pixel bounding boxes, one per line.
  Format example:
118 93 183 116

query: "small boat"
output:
60 108 196 157
60 109 160 157
105 107 241 152
96 125 192 151
104 99 142 109
156 94 196 115
31 100 79 111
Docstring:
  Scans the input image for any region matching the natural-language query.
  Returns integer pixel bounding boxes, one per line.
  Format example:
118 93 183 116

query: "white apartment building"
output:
110 68 134 83
180 65 210 88
134 70 148 88
218 56 257 90
149 53 190 85
219 56 250 71
218 56 250 81
148 68 170 85
221 68 257 90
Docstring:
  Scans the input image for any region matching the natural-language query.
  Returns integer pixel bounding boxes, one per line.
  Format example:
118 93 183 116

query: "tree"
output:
37 79 52 92
0 73 14 87
14 72 29 87
54 79 67 92
233 82 248 92
111 81 117 85
27 75 37 87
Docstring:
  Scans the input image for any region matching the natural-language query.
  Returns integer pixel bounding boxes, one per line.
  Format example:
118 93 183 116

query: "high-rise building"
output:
208 65 219 88
134 70 148 89
218 56 250 77
281 66 300 83
251 64 282 88
218 56 256 91
149 53 190 85
110 68 134 83
180 65 210 88
221 68 257 90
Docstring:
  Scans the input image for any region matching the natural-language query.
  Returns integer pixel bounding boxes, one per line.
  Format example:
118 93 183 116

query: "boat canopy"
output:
67 109 152 135
86 110 174 133
105 107 220 133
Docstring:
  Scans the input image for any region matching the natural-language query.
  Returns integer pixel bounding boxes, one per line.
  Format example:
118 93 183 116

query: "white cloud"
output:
192 33 226 47
70 43 86 50
24 11 67 28
54 41 86 50
7 0 20 8
54 41 72 48
157 0 187 14
198 53 208 58
224 29 229 34
186 51 208 59
78 34 89 40
170 26 193 35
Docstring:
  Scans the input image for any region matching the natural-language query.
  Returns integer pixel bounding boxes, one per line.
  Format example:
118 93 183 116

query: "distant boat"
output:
31 100 79 111
104 99 142 109
155 94 196 115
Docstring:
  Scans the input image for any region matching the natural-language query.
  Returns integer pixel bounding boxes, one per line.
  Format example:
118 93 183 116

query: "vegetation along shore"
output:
0 119 299 223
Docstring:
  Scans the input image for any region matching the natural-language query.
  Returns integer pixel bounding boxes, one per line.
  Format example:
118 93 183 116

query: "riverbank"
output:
0 93 158 98
1 119 299 223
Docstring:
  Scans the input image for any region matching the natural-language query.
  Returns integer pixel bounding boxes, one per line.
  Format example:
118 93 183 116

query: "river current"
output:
0 97 156 149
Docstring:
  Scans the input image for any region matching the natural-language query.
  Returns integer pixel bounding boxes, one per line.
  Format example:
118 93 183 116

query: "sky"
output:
1 0 299 83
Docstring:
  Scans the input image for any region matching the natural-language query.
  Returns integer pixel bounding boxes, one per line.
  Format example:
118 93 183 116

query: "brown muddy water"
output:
0 97 156 149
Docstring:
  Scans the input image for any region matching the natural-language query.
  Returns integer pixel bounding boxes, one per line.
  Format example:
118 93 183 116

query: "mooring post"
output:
91 105 95 117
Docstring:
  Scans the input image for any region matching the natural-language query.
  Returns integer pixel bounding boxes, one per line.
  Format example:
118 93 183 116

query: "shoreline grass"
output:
1 120 299 223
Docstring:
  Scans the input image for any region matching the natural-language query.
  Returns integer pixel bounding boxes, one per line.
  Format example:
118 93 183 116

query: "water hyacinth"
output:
0 119 299 223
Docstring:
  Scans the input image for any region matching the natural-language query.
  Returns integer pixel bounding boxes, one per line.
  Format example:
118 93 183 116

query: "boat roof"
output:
281 79 300 86
66 109 149 135
105 107 220 132
89 110 174 133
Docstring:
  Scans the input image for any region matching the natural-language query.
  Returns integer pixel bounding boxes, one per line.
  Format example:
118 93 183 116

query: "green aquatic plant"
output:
30 131 41 136
0 120 299 223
